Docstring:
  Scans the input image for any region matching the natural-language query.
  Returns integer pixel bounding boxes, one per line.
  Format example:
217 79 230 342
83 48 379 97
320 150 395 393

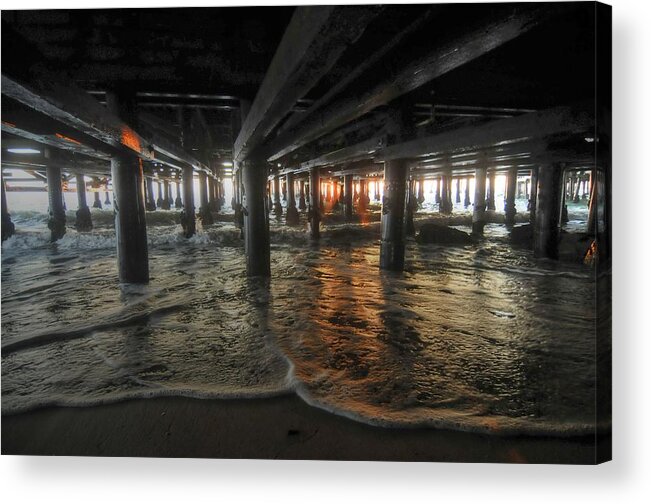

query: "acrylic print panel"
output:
1 2 611 464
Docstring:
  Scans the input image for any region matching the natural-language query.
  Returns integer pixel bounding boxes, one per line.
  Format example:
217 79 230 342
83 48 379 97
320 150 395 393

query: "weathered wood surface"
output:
233 5 382 162
380 103 593 161
2 74 154 160
1 121 110 162
273 8 436 141
264 4 563 162
2 73 209 173
285 103 593 176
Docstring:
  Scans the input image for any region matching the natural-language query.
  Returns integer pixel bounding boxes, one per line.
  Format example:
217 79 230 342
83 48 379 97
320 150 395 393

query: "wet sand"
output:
1 395 608 463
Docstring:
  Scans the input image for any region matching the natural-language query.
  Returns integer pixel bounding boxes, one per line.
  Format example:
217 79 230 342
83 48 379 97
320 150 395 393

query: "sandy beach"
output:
1 395 609 463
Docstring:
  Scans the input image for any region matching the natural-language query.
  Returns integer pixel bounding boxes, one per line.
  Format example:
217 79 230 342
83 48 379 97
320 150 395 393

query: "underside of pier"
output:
1 4 611 279
0 1 612 466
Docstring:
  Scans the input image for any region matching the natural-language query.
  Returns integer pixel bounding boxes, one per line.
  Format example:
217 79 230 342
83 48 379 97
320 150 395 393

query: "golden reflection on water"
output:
267 236 599 434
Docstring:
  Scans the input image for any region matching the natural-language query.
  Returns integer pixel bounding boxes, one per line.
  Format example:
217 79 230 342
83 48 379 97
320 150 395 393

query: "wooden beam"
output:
274 7 436 139
286 103 593 175
137 120 211 174
233 5 382 162
2 72 210 173
2 74 154 160
380 103 593 161
295 136 384 172
264 4 567 162
1 121 111 161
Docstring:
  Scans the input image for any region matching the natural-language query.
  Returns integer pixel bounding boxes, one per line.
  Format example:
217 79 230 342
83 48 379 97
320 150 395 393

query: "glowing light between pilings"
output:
7 148 41 154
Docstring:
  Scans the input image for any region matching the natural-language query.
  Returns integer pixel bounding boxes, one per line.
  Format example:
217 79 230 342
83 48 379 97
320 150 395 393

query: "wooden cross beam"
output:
380 103 594 161
283 102 594 175
233 5 382 162
1 72 210 174
263 4 570 162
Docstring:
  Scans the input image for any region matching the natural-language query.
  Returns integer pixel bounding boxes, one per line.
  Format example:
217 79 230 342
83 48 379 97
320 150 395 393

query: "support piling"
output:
145 177 156 211
1 173 15 241
181 165 196 238
198 171 213 225
472 165 487 235
344 174 354 222
380 159 408 271
528 167 539 223
242 159 271 276
162 180 171 210
175 181 183 208
504 166 517 227
298 180 307 211
75 173 93 232
273 175 283 217
533 163 564 259
45 153 66 242
309 167 321 239
486 171 496 211
285 172 299 225
464 176 471 208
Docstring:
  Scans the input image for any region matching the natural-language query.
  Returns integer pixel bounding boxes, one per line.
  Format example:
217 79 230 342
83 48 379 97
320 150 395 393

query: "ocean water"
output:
1 194 605 437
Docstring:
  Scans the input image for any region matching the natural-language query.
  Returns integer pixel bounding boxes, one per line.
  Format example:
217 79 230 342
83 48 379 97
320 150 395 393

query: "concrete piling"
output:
111 154 149 283
273 175 283 217
560 170 569 225
309 167 321 239
572 172 582 203
74 173 93 232
162 180 171 210
439 169 453 215
198 171 213 225
175 181 183 208
486 171 496 211
405 177 416 236
344 174 354 222
298 180 307 210
156 181 164 208
92 178 103 209
533 163 564 259
504 166 517 226
464 176 471 208
181 165 196 238
105 88 149 282
380 159 408 271
528 167 539 223
285 172 299 225
587 169 598 235
145 177 156 211
435 177 442 204
472 165 487 235
1 173 15 241
359 179 369 211
208 177 217 212
45 153 66 242
417 177 425 205
242 159 271 276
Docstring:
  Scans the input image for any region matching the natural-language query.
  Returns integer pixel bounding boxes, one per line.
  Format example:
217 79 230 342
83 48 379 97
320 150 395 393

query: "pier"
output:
1 4 611 280
1 3 611 465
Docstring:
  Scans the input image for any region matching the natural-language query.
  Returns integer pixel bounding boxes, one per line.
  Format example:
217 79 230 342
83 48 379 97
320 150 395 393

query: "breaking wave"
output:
1 203 607 437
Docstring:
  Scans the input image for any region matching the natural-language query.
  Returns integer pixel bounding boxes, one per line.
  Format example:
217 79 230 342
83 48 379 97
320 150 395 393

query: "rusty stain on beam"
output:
2 73 210 174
